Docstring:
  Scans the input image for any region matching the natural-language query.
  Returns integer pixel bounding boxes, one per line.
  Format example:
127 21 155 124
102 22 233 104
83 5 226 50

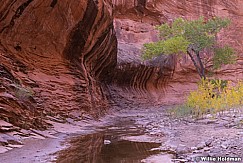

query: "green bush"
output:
142 17 236 79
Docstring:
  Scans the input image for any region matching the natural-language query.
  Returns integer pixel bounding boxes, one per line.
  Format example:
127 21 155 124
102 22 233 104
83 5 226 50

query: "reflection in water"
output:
56 133 104 163
56 133 161 163
100 138 161 163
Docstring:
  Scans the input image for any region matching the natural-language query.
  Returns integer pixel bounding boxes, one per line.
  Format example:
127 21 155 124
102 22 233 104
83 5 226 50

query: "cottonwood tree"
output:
142 17 236 79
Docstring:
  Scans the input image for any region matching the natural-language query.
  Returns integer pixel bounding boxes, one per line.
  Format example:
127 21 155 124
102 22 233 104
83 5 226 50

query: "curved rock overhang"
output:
111 0 243 104
0 0 117 128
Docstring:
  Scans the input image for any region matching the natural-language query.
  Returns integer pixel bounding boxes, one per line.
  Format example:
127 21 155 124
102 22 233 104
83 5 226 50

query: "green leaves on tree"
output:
142 16 236 79
213 46 236 69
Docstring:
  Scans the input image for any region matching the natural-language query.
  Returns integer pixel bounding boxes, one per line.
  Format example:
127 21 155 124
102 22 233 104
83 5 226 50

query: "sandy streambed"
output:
0 106 243 163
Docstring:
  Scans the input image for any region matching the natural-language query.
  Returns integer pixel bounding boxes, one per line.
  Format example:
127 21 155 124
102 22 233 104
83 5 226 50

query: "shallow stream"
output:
56 116 164 163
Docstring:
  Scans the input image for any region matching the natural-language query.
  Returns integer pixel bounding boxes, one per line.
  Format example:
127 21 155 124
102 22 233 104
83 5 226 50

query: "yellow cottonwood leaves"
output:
186 79 243 115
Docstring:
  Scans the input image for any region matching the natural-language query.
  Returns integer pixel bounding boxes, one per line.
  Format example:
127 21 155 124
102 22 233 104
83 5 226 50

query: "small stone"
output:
204 147 211 151
171 158 188 162
237 131 243 135
221 144 228 149
150 147 160 151
104 140 111 145
193 150 200 154
191 147 197 150
206 120 217 124
0 120 13 127
205 139 213 146
197 142 206 150
7 144 23 148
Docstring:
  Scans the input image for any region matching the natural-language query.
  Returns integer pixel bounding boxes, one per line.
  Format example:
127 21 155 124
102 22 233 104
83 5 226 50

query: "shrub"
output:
14 84 34 101
170 79 243 118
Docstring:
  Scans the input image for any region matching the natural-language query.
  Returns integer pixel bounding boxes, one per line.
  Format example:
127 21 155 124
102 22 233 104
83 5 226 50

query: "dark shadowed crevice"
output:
112 54 175 93
64 1 98 109
138 0 146 8
134 0 147 14
62 0 99 111
50 0 58 8
0 0 18 22
0 64 17 82
84 24 111 63
63 0 98 60
84 23 117 79
0 0 33 33
62 0 117 114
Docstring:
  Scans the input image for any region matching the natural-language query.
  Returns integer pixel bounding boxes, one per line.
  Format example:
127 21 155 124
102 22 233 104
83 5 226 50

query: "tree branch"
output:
192 49 206 79
187 47 203 78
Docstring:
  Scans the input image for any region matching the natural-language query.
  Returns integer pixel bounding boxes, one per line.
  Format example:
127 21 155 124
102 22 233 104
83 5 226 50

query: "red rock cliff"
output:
0 0 242 129
0 0 117 129
111 0 243 104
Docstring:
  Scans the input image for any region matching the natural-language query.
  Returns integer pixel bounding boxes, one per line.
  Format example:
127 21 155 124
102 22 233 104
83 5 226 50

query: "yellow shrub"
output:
186 79 243 116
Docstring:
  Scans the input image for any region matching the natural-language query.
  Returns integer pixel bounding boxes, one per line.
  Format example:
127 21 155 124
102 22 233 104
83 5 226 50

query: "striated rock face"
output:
0 0 117 129
0 0 242 129
111 0 243 104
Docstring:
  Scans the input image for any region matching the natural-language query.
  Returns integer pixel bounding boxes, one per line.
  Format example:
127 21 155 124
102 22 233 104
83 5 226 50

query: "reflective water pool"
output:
56 118 162 163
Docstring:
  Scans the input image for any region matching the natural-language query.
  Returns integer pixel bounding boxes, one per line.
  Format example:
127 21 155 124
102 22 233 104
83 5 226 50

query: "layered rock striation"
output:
0 0 242 129
0 0 117 129
111 0 243 104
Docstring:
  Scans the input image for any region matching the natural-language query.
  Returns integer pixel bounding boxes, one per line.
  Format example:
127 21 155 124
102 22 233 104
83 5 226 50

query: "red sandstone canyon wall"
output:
0 0 117 128
111 0 243 104
0 0 242 129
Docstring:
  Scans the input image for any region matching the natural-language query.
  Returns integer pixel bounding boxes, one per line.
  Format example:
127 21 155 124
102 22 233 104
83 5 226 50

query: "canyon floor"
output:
0 101 242 163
